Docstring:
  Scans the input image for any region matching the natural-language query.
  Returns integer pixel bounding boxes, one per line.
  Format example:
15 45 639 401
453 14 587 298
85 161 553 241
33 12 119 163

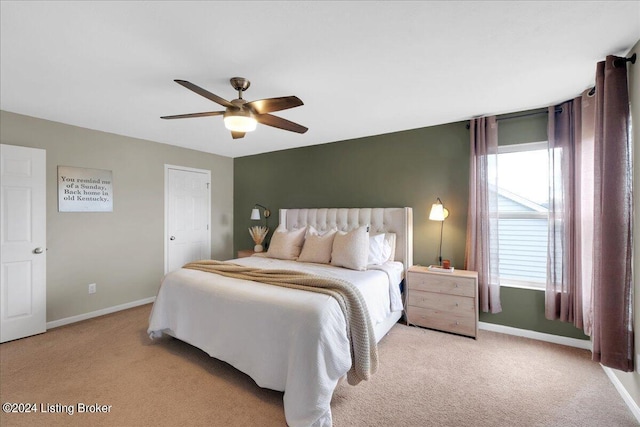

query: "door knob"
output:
170 236 176 240
33 247 44 254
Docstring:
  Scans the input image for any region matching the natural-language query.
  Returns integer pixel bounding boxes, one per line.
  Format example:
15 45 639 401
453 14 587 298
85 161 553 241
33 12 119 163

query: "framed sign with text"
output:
58 166 113 212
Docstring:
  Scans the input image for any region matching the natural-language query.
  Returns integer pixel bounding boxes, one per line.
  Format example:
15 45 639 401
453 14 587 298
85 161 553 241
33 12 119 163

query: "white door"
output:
165 165 211 273
0 144 46 343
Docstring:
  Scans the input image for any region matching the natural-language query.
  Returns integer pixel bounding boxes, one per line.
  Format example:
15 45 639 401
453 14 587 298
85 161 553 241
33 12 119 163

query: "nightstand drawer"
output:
408 289 475 314
407 271 475 297
408 306 476 337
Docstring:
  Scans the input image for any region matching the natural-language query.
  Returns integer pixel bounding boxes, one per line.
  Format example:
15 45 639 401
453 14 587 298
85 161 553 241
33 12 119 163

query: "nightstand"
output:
406 266 479 338
237 249 257 258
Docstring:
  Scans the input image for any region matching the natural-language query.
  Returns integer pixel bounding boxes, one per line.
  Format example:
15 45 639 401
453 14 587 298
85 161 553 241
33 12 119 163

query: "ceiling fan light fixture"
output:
224 110 257 133
162 78 307 139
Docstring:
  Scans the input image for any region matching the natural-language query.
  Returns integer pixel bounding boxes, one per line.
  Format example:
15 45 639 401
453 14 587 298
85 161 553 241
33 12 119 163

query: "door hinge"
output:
206 182 210 189
207 224 209 230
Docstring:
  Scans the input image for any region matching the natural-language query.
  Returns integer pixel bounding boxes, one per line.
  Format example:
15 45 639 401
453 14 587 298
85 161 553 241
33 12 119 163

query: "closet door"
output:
0 144 46 343
165 165 211 273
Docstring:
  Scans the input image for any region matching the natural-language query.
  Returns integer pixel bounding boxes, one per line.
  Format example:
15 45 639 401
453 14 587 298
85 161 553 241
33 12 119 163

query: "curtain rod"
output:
465 107 562 129
496 108 562 122
464 53 635 130
614 53 636 68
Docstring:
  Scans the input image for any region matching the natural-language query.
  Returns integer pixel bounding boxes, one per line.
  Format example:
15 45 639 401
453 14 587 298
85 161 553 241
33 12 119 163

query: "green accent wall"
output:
480 287 588 339
235 122 471 269
234 114 588 341
497 109 548 145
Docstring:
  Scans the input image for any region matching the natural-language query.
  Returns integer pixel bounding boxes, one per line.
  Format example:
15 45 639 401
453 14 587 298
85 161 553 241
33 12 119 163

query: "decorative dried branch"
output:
249 226 269 244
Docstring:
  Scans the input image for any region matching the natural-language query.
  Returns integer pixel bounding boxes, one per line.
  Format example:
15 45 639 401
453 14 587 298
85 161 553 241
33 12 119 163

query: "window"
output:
495 142 549 289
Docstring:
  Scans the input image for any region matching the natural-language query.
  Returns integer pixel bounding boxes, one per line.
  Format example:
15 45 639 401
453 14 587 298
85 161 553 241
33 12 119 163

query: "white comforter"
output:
147 256 403 427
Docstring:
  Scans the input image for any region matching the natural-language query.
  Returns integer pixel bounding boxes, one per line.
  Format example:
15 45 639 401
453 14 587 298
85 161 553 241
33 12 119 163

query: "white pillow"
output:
370 232 396 263
267 226 307 260
331 225 369 271
368 233 387 265
384 233 397 262
298 226 337 264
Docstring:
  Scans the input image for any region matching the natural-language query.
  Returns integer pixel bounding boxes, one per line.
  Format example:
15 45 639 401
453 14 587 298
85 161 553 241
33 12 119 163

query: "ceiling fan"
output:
161 78 308 139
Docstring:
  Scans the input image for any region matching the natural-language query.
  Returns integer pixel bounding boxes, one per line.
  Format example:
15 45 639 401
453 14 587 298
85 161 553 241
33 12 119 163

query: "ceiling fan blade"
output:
231 131 245 139
245 96 303 114
161 111 224 119
174 80 234 108
257 114 308 134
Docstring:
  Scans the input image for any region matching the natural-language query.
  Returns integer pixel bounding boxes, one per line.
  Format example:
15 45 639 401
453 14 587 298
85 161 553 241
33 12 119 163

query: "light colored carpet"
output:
0 304 636 426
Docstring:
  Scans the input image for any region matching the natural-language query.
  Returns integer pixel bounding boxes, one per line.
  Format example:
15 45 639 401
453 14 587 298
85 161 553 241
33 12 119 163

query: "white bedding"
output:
147 256 403 427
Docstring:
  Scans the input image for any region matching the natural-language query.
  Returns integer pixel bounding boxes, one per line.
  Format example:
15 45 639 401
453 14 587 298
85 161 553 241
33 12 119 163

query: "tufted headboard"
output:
279 207 413 274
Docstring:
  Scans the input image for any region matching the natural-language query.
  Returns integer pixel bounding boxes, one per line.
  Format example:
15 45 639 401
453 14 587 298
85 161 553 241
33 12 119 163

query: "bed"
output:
148 207 413 426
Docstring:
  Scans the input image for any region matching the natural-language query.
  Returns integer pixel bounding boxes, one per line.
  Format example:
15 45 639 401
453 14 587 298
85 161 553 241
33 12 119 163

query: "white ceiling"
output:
1 1 639 158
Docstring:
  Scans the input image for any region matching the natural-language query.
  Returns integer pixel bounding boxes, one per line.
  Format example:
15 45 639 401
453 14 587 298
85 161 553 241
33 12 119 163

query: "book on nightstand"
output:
427 265 455 273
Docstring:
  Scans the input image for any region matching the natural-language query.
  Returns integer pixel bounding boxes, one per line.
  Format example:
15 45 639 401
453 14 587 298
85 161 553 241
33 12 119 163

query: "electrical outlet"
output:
88 283 96 294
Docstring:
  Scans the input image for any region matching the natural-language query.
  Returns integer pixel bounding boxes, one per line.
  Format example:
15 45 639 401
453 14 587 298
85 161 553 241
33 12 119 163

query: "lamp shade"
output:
250 208 260 220
429 204 445 221
429 199 450 221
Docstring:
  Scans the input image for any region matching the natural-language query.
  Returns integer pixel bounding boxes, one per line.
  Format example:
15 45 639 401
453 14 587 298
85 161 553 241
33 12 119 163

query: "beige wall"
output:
0 111 234 322
613 39 640 408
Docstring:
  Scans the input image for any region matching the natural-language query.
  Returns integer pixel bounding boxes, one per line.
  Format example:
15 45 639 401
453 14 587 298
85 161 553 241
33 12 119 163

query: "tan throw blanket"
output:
183 260 378 385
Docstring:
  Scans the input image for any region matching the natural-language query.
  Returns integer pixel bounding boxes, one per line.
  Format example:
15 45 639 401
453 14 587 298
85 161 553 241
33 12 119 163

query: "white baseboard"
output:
46 296 156 329
601 366 640 423
478 321 592 350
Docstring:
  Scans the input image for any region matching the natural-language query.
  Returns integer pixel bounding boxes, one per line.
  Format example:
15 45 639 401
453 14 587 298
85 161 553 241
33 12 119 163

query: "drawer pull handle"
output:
455 303 459 307
456 321 460 325
455 284 459 288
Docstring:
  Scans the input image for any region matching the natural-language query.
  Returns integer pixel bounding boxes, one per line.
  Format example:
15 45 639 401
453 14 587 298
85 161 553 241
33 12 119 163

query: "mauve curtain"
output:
546 92 596 334
465 116 502 313
591 56 634 372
